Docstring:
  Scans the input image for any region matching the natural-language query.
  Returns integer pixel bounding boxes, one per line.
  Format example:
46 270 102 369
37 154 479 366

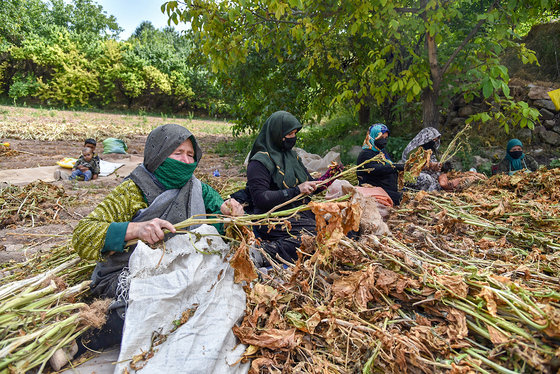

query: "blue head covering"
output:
505 139 525 171
362 124 390 151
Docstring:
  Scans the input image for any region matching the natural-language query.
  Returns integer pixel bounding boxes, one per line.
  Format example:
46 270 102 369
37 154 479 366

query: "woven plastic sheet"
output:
115 225 249 374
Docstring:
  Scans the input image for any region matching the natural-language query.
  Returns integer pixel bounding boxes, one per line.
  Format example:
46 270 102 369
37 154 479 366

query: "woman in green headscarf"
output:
496 139 538 175
247 111 318 265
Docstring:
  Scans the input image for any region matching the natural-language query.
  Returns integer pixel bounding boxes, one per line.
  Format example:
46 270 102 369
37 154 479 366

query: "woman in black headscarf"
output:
247 111 318 265
72 124 242 354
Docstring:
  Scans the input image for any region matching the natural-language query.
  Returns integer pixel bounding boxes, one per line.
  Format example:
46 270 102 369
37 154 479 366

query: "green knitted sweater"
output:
72 179 224 260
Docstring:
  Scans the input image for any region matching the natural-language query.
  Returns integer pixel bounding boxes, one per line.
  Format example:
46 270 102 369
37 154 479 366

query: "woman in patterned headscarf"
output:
71 124 243 354
356 123 405 205
247 111 318 266
400 127 444 191
496 139 538 175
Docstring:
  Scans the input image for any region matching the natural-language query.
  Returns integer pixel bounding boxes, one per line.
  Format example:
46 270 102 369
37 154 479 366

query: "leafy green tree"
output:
49 0 121 39
163 0 555 131
11 28 100 106
1 0 122 104
128 23 216 112
0 0 50 46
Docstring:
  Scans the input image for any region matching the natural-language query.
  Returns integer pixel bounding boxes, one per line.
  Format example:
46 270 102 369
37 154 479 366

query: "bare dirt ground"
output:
0 106 247 264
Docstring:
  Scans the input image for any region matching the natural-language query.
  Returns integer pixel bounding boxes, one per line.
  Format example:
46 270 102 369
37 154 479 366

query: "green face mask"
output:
153 157 197 190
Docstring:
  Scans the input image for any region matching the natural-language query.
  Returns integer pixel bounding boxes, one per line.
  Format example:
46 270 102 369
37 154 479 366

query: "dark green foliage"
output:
297 113 364 166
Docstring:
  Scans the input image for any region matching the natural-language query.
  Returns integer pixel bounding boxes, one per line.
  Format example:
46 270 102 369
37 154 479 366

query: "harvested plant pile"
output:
232 169 560 373
0 144 20 158
0 244 102 374
2 168 559 373
0 181 77 228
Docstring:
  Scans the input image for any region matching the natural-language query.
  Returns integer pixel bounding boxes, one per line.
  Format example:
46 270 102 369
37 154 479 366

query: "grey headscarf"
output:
143 123 202 172
400 127 442 163
129 124 205 223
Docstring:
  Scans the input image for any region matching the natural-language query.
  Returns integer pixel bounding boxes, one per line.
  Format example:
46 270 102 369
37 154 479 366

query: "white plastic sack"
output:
294 147 341 175
115 225 249 374
99 160 125 177
243 147 341 175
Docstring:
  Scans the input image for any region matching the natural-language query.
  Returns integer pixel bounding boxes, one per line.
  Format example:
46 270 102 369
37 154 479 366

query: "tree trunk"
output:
421 88 440 129
358 105 370 125
421 0 442 129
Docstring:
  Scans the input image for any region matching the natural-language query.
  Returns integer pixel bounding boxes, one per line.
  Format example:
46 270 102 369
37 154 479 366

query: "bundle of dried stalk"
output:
0 244 106 374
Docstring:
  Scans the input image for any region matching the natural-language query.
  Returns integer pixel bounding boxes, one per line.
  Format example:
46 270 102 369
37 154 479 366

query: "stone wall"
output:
443 84 560 147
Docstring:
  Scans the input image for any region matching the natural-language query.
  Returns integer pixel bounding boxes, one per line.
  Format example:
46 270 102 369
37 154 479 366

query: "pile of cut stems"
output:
0 242 95 285
0 257 97 373
241 229 559 373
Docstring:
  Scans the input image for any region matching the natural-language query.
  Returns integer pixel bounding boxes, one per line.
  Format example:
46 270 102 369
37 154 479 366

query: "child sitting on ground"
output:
84 138 101 163
54 147 100 181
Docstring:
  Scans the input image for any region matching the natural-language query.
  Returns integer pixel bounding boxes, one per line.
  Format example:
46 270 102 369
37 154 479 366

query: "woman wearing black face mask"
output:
245 111 318 266
496 139 538 175
356 124 405 205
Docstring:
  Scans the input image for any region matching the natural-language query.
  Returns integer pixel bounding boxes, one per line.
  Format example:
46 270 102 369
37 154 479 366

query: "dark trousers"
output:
256 211 316 264
76 308 124 356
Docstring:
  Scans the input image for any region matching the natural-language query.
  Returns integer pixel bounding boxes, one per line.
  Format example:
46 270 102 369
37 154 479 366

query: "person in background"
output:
400 127 444 191
71 147 99 181
70 124 243 356
54 146 100 181
356 124 405 205
245 111 318 266
496 139 538 175
84 138 101 163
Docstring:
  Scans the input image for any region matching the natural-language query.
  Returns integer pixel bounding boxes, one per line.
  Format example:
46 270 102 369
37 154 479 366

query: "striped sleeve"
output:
72 179 147 260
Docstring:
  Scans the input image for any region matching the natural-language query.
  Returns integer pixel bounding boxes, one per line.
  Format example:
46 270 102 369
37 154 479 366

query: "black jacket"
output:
356 148 402 205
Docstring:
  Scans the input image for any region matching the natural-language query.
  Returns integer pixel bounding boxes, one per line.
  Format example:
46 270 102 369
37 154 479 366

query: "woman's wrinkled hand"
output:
126 218 176 244
221 198 244 216
297 181 319 195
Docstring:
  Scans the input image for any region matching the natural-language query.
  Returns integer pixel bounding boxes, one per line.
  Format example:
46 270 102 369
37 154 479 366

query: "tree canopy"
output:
0 0 223 115
163 0 557 132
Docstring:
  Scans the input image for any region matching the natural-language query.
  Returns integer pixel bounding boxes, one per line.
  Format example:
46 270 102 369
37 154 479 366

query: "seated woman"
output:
496 139 538 175
356 124 405 205
246 111 318 265
400 127 444 191
71 124 242 354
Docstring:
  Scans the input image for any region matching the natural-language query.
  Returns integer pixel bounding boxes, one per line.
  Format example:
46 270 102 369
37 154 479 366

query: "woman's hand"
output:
297 181 319 195
126 218 176 244
221 198 244 216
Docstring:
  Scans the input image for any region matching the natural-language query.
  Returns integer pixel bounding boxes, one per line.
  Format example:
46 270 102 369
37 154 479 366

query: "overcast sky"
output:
94 0 189 39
